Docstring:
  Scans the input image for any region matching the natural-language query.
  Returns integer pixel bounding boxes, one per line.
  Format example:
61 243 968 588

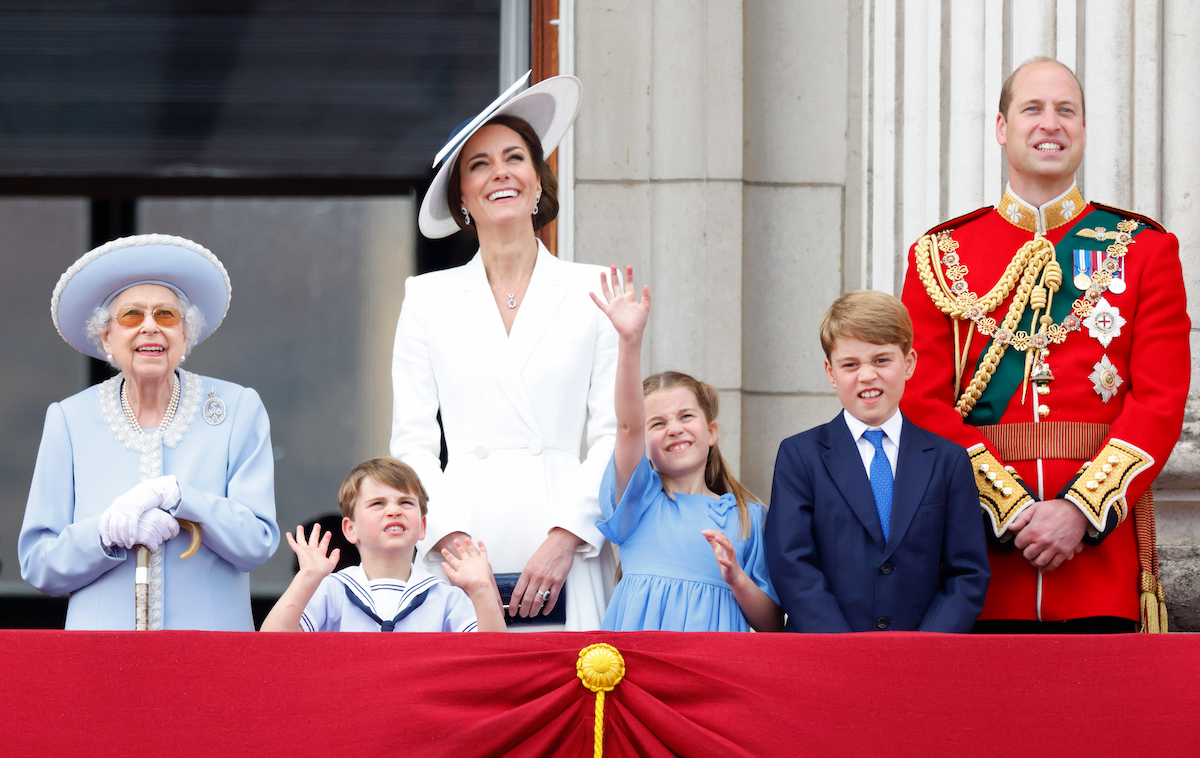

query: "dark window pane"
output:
0 1 501 179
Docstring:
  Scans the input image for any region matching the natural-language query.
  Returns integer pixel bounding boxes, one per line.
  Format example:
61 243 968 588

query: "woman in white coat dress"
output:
19 235 279 630
393 75 617 630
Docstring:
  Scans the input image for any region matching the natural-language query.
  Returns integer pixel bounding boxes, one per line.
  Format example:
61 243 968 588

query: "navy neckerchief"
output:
342 584 432 631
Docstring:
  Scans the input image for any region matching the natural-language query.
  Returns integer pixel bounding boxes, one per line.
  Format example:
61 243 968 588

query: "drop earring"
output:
461 206 471 226
533 195 540 216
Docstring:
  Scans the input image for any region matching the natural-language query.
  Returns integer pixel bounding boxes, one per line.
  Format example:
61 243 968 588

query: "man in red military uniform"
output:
900 57 1189 632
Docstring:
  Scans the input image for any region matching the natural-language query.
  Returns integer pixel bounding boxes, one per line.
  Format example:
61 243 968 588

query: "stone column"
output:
1158 0 1200 628
740 0 850 496
574 0 747 472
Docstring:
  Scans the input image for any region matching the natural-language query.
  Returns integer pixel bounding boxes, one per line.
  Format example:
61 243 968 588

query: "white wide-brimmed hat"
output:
51 234 232 361
418 72 582 239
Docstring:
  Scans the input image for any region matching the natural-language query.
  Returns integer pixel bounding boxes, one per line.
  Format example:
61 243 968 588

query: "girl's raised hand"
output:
702 529 747 588
285 523 340 580
589 264 650 340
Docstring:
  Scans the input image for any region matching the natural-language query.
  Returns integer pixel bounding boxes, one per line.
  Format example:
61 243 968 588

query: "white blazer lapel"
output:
508 242 570 372
459 253 541 434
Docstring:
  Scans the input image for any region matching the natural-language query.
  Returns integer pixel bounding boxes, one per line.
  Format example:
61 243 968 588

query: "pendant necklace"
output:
492 267 534 309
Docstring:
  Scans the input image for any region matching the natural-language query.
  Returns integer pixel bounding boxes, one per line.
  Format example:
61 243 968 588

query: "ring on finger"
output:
537 589 551 601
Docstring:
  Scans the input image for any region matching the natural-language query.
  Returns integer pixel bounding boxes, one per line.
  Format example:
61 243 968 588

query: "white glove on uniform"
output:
98 475 183 549
132 509 181 553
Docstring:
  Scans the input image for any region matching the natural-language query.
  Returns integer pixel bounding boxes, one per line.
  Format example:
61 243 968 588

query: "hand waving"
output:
702 529 747 588
441 537 496 594
590 265 651 341
285 524 340 581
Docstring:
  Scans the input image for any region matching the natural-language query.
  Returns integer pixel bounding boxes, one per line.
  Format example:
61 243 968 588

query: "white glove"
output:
132 509 181 553
99 475 182 549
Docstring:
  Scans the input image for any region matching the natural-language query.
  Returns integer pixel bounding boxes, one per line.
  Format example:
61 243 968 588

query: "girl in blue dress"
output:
590 266 783 632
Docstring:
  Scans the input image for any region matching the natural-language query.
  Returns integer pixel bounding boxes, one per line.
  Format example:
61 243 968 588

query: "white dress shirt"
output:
842 409 903 480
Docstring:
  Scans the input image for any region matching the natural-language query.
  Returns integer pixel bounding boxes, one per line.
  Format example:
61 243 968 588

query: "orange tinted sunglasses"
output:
115 307 183 328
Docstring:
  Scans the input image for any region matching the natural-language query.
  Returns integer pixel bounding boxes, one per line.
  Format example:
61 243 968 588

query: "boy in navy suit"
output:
765 291 989 632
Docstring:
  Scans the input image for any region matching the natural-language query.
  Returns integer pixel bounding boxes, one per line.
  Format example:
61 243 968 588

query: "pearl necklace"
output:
121 375 180 434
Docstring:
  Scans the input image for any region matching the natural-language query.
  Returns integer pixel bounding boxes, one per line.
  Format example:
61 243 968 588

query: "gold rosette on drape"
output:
577 643 626 757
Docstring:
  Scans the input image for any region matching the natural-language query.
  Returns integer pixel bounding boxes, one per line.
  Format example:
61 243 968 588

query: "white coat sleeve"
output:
172 388 280 573
19 403 126 596
549 298 618 556
390 276 470 551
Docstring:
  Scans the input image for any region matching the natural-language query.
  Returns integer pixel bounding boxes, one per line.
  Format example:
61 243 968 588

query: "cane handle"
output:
179 519 202 559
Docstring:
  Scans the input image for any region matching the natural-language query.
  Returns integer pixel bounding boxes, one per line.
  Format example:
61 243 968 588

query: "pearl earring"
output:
105 353 113 364
461 206 471 226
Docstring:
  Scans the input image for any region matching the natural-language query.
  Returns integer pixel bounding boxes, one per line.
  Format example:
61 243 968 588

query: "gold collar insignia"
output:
998 184 1085 235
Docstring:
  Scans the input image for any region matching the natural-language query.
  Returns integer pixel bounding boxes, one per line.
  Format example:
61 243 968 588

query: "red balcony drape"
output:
3 630 1197 757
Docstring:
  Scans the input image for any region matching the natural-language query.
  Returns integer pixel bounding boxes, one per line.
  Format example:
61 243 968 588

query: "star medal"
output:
1089 356 1123 403
203 388 227 425
1082 297 1125 348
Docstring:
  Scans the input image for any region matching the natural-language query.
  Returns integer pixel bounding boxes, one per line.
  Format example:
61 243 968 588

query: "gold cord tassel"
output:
1159 578 1169 634
1140 572 1162 634
1133 490 1168 633
577 644 626 757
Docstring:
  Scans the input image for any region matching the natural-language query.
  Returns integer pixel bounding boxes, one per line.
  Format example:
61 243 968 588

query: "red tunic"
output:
900 191 1189 622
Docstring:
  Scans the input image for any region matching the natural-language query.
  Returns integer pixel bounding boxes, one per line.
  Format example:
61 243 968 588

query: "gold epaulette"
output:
968 444 1036 537
1062 439 1154 532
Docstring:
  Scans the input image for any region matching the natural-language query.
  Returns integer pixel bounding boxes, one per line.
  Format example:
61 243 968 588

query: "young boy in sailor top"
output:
261 457 506 632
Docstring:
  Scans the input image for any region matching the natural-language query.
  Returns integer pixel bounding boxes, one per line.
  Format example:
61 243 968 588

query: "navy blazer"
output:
764 412 989 633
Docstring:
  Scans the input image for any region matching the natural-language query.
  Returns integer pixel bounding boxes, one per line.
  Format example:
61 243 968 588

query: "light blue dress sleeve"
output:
741 502 780 605
596 454 662 545
172 387 279 573
19 403 127 597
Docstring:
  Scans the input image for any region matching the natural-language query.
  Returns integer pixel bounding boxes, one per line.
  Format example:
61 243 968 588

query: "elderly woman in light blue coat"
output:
19 235 279 630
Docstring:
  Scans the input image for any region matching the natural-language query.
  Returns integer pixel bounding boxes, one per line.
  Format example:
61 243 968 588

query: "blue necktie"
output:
863 429 893 542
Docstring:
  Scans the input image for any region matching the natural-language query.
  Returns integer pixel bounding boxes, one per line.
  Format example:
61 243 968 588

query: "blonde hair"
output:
819 290 914 359
643 371 762 540
338 457 428 520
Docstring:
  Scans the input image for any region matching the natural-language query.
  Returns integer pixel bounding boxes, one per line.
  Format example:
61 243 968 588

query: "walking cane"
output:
135 519 202 631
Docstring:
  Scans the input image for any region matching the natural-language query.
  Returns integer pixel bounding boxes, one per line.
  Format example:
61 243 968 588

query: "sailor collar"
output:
998 182 1086 236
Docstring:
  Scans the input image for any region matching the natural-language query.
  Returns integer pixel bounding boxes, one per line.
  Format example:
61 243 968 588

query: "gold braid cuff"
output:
968 444 1036 537
1062 439 1153 532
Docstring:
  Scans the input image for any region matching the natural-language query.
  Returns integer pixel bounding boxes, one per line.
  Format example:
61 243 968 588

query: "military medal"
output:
1073 248 1125 293
1075 221 1138 295
1082 297 1125 347
1089 355 1123 402
914 210 1142 419
203 387 227 425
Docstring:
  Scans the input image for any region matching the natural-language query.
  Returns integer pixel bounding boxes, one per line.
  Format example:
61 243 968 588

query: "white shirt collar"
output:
842 408 904 446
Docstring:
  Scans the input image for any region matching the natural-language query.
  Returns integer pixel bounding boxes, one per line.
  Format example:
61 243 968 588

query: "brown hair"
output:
445 114 559 237
819 290 914 359
642 371 762 540
338 457 428 520
999 56 1085 119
